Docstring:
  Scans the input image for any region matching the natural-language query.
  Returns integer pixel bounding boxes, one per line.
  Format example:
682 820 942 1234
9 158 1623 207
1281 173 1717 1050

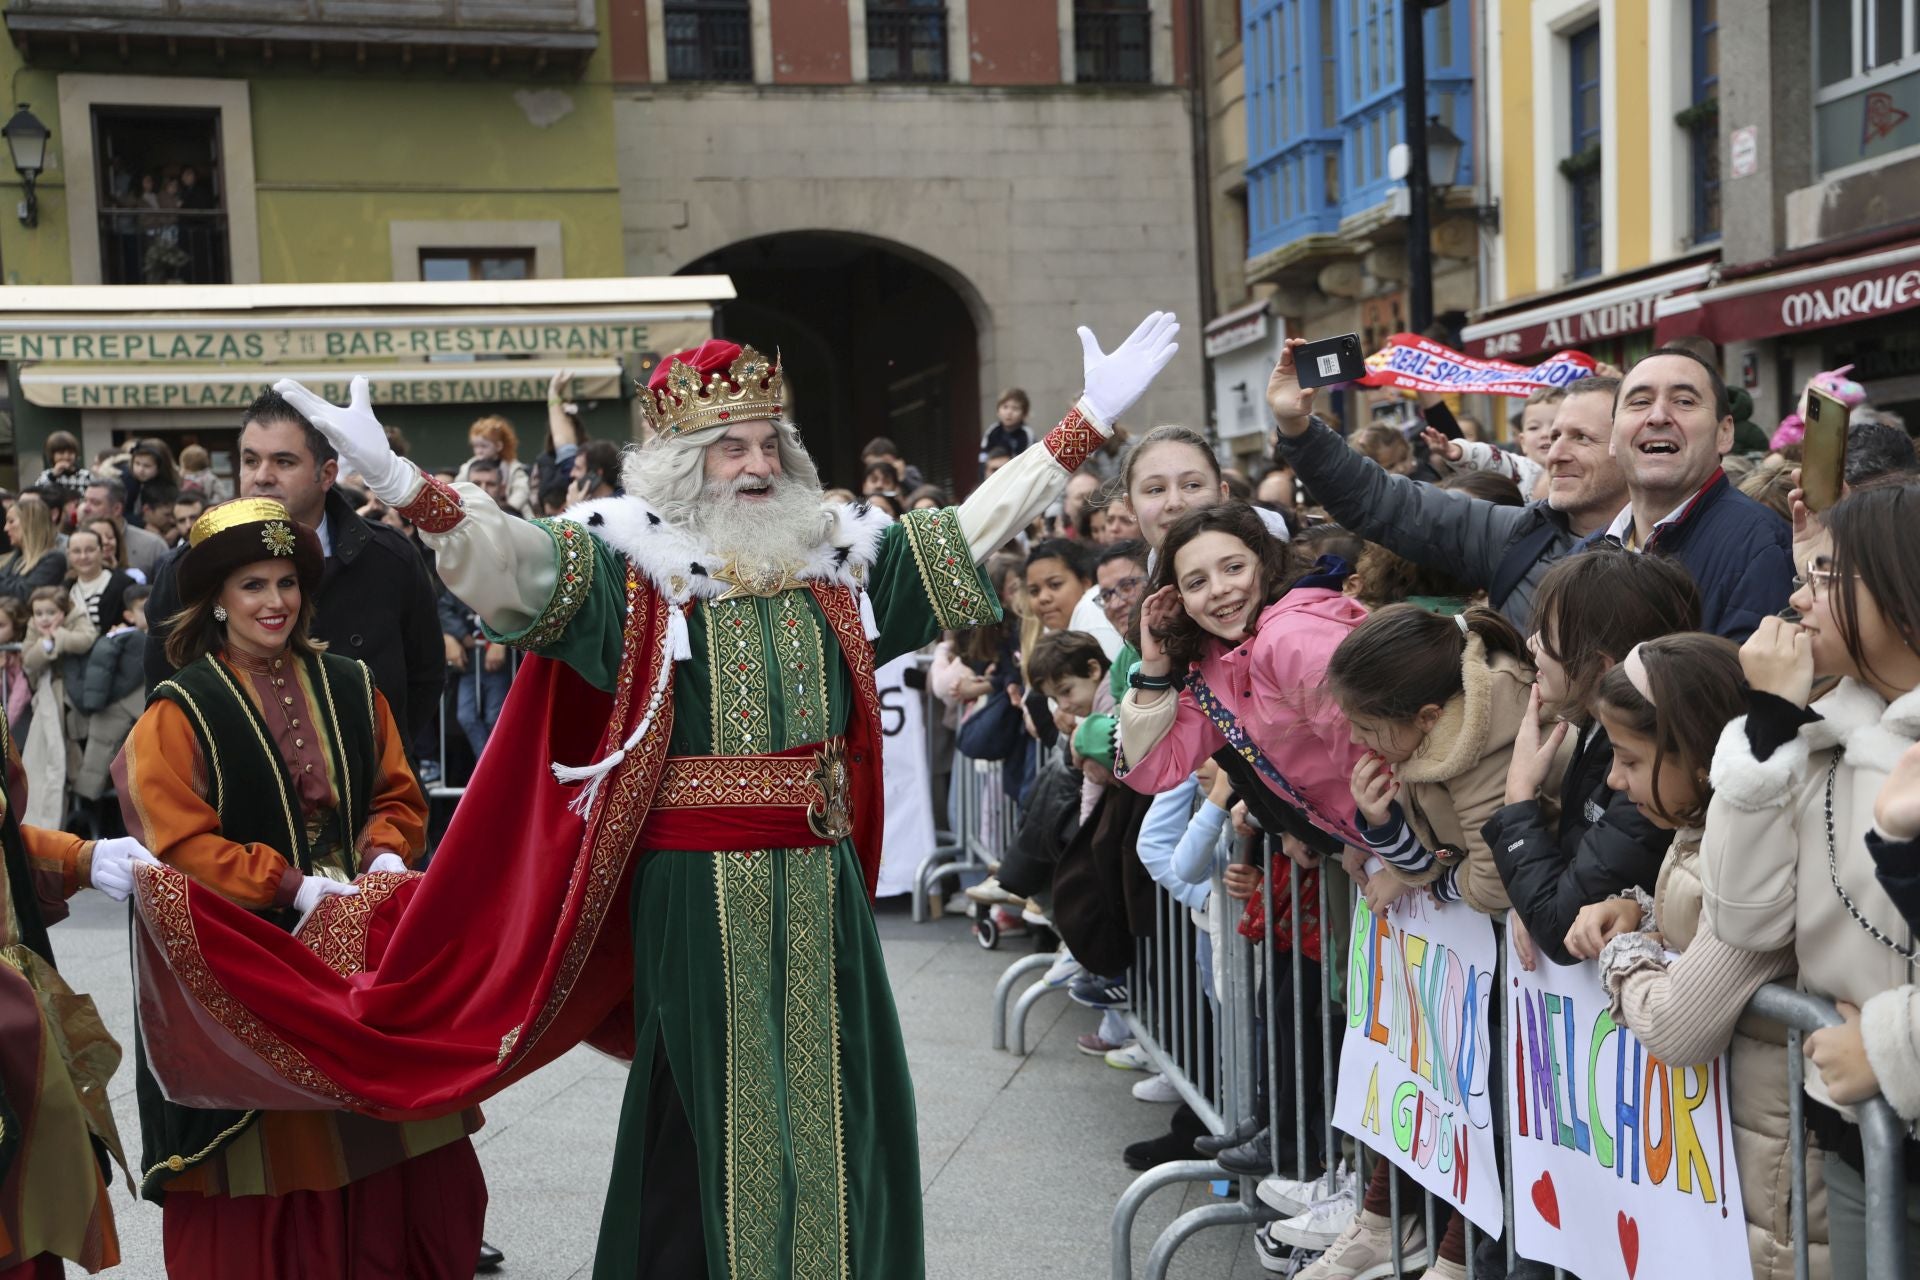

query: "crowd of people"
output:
921 342 1920 1280
3 321 1918 1279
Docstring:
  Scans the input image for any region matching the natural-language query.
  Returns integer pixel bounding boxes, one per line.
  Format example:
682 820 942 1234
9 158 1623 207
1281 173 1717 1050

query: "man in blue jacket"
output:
1593 348 1794 639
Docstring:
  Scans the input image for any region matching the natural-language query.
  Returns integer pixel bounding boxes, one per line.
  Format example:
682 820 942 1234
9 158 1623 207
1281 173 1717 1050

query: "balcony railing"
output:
98 209 230 286
665 0 752 82
1690 116 1722 243
1074 4 1151 84
867 5 948 83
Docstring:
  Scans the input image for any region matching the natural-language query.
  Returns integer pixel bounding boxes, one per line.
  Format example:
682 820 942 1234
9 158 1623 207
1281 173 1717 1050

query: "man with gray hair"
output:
146 316 1180 1280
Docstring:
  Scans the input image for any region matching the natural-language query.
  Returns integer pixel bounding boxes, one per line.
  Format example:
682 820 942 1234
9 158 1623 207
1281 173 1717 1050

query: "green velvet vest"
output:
134 649 380 1202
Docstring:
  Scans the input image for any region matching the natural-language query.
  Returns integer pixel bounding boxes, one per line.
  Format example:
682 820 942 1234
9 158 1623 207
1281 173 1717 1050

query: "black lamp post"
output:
1401 0 1451 333
3 104 50 229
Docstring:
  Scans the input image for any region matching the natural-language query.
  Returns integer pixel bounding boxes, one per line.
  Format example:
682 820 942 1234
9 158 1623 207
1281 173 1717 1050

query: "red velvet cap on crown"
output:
640 340 784 441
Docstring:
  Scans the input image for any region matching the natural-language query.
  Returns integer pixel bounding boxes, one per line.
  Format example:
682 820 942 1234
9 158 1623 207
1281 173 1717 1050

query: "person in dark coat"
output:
1587 348 1796 642
1268 372 1629 634
1486 550 1702 967
143 392 445 744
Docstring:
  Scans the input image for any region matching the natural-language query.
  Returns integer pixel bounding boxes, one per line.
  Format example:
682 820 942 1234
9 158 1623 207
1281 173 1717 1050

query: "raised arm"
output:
956 313 1179 558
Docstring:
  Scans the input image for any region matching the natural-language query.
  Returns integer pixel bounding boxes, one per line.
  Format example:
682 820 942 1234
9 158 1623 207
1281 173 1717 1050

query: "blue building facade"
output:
1244 0 1473 260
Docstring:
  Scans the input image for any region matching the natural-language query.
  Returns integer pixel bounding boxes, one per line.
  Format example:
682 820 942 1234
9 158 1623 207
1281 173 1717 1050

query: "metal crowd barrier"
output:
1075 831 1913 1280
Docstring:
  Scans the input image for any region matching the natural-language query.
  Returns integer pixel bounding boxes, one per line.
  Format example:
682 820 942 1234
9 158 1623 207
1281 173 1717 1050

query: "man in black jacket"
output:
1268 358 1628 633
144 392 445 745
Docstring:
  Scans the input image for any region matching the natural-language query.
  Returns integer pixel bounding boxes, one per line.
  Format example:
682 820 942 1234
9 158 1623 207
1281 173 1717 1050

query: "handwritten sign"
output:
1334 893 1505 1236
1506 939 1751 1280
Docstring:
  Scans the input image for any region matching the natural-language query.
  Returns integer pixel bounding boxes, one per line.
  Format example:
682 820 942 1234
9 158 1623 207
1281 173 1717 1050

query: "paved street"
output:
54 891 1266 1279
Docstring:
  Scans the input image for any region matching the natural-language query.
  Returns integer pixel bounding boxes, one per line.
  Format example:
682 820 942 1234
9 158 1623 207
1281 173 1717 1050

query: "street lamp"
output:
1426 116 1464 192
3 105 49 228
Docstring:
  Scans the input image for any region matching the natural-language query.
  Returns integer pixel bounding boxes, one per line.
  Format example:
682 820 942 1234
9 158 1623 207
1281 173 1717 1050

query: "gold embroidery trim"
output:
501 518 596 652
785 850 850 1279
153 679 227 813
899 506 997 631
706 597 773 756
715 849 781 1280
773 591 831 744
654 752 829 810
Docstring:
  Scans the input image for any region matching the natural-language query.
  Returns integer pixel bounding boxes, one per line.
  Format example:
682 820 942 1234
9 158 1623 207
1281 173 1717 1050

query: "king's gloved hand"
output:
1077 311 1180 428
272 375 419 507
89 836 162 902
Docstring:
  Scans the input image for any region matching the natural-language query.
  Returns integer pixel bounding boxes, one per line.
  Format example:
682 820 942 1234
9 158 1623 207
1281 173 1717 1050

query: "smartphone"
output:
1802 386 1849 512
1294 333 1367 389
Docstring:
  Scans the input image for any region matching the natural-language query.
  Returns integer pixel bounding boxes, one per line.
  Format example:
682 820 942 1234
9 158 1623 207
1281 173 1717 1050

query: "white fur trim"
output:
560 493 893 604
1708 715 1810 812
1859 986 1920 1121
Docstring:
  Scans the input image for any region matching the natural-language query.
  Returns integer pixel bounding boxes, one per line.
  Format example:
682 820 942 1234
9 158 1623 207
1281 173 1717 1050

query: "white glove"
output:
292 874 360 919
1077 311 1181 427
89 836 163 903
364 852 408 875
271 375 418 507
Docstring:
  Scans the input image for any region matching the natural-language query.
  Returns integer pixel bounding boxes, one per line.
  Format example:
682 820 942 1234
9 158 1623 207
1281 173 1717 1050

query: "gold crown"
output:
640 345 784 442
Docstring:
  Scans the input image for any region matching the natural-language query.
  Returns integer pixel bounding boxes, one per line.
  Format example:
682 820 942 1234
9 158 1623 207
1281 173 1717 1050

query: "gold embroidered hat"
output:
640 339 784 442
178 497 324 605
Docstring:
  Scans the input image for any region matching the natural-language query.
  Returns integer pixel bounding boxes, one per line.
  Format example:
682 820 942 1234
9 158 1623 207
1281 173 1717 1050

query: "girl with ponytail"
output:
1324 602 1537 916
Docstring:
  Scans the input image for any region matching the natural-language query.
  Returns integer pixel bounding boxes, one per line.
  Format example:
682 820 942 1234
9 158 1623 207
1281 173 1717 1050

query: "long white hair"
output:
623 416 833 559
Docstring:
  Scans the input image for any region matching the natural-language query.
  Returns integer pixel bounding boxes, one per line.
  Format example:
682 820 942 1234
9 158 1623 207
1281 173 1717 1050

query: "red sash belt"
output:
635 738 853 853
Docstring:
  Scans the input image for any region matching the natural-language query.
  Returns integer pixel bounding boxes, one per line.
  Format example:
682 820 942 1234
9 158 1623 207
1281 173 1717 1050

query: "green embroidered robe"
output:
490 506 994 1280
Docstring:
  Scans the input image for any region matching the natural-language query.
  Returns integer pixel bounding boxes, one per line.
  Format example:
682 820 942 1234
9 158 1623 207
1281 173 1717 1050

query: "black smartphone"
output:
1294 333 1367 389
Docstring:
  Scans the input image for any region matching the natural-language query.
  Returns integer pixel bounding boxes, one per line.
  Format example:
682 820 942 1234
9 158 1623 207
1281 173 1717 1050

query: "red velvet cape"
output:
129 579 887 1119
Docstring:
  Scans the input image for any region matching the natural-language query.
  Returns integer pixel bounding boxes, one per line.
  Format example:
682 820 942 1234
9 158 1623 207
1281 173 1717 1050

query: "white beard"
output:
685 474 834 571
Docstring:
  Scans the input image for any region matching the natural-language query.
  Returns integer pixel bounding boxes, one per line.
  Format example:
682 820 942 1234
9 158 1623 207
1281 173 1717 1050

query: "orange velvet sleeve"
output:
113 700 301 910
18 825 93 917
353 690 428 866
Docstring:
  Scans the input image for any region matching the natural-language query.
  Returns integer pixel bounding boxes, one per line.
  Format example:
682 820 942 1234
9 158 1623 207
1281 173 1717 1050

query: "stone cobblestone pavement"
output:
55 890 1266 1278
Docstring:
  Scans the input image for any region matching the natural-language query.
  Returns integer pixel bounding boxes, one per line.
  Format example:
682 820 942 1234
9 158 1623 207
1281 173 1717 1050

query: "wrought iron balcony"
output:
98 208 230 286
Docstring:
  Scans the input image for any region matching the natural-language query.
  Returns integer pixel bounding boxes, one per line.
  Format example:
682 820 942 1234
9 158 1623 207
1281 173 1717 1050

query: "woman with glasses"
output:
1693 483 1920 1275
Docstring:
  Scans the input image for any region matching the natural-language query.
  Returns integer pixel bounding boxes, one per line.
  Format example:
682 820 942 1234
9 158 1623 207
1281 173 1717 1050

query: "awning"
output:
1654 240 1920 346
1204 298 1274 358
1460 261 1717 361
18 361 624 411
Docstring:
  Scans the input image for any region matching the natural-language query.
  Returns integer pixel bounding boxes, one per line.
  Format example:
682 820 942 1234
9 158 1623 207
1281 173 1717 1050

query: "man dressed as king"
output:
120 313 1179 1279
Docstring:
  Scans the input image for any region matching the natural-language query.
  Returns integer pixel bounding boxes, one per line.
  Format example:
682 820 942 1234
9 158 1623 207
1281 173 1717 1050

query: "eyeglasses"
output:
1791 558 1845 600
1096 576 1145 605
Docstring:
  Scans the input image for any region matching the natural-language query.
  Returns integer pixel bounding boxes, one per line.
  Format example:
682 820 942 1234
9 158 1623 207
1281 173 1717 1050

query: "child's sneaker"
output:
1104 1041 1152 1071
1292 1210 1426 1279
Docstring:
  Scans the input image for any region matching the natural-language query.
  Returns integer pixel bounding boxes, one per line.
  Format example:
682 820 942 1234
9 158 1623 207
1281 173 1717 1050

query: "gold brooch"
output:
261 521 297 558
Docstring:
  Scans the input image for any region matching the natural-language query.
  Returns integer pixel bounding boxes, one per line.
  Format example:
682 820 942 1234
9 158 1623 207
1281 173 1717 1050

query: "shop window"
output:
92 106 229 286
1813 0 1920 172
1566 23 1603 280
419 249 535 282
664 0 752 82
868 1 948 83
1075 0 1152 84
1688 0 1721 243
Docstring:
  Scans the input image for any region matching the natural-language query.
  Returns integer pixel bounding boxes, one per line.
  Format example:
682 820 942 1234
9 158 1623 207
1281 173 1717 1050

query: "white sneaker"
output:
1258 1162 1354 1218
1292 1208 1426 1278
1104 1042 1152 1072
1131 1072 1180 1103
1043 946 1083 987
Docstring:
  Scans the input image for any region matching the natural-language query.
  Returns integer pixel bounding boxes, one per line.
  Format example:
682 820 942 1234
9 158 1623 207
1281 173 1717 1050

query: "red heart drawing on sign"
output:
1530 1171 1560 1229
1617 1211 1640 1277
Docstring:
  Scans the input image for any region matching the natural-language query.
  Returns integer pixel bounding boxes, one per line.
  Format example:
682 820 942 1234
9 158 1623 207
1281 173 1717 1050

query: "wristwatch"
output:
1127 662 1174 692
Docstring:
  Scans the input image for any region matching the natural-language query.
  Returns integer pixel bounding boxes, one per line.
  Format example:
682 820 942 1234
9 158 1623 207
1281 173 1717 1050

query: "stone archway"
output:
677 232 987 496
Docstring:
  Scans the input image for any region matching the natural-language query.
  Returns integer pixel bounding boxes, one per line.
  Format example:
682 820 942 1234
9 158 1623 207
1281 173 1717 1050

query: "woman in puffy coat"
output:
1582 634 1829 1280
1697 483 1920 1275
